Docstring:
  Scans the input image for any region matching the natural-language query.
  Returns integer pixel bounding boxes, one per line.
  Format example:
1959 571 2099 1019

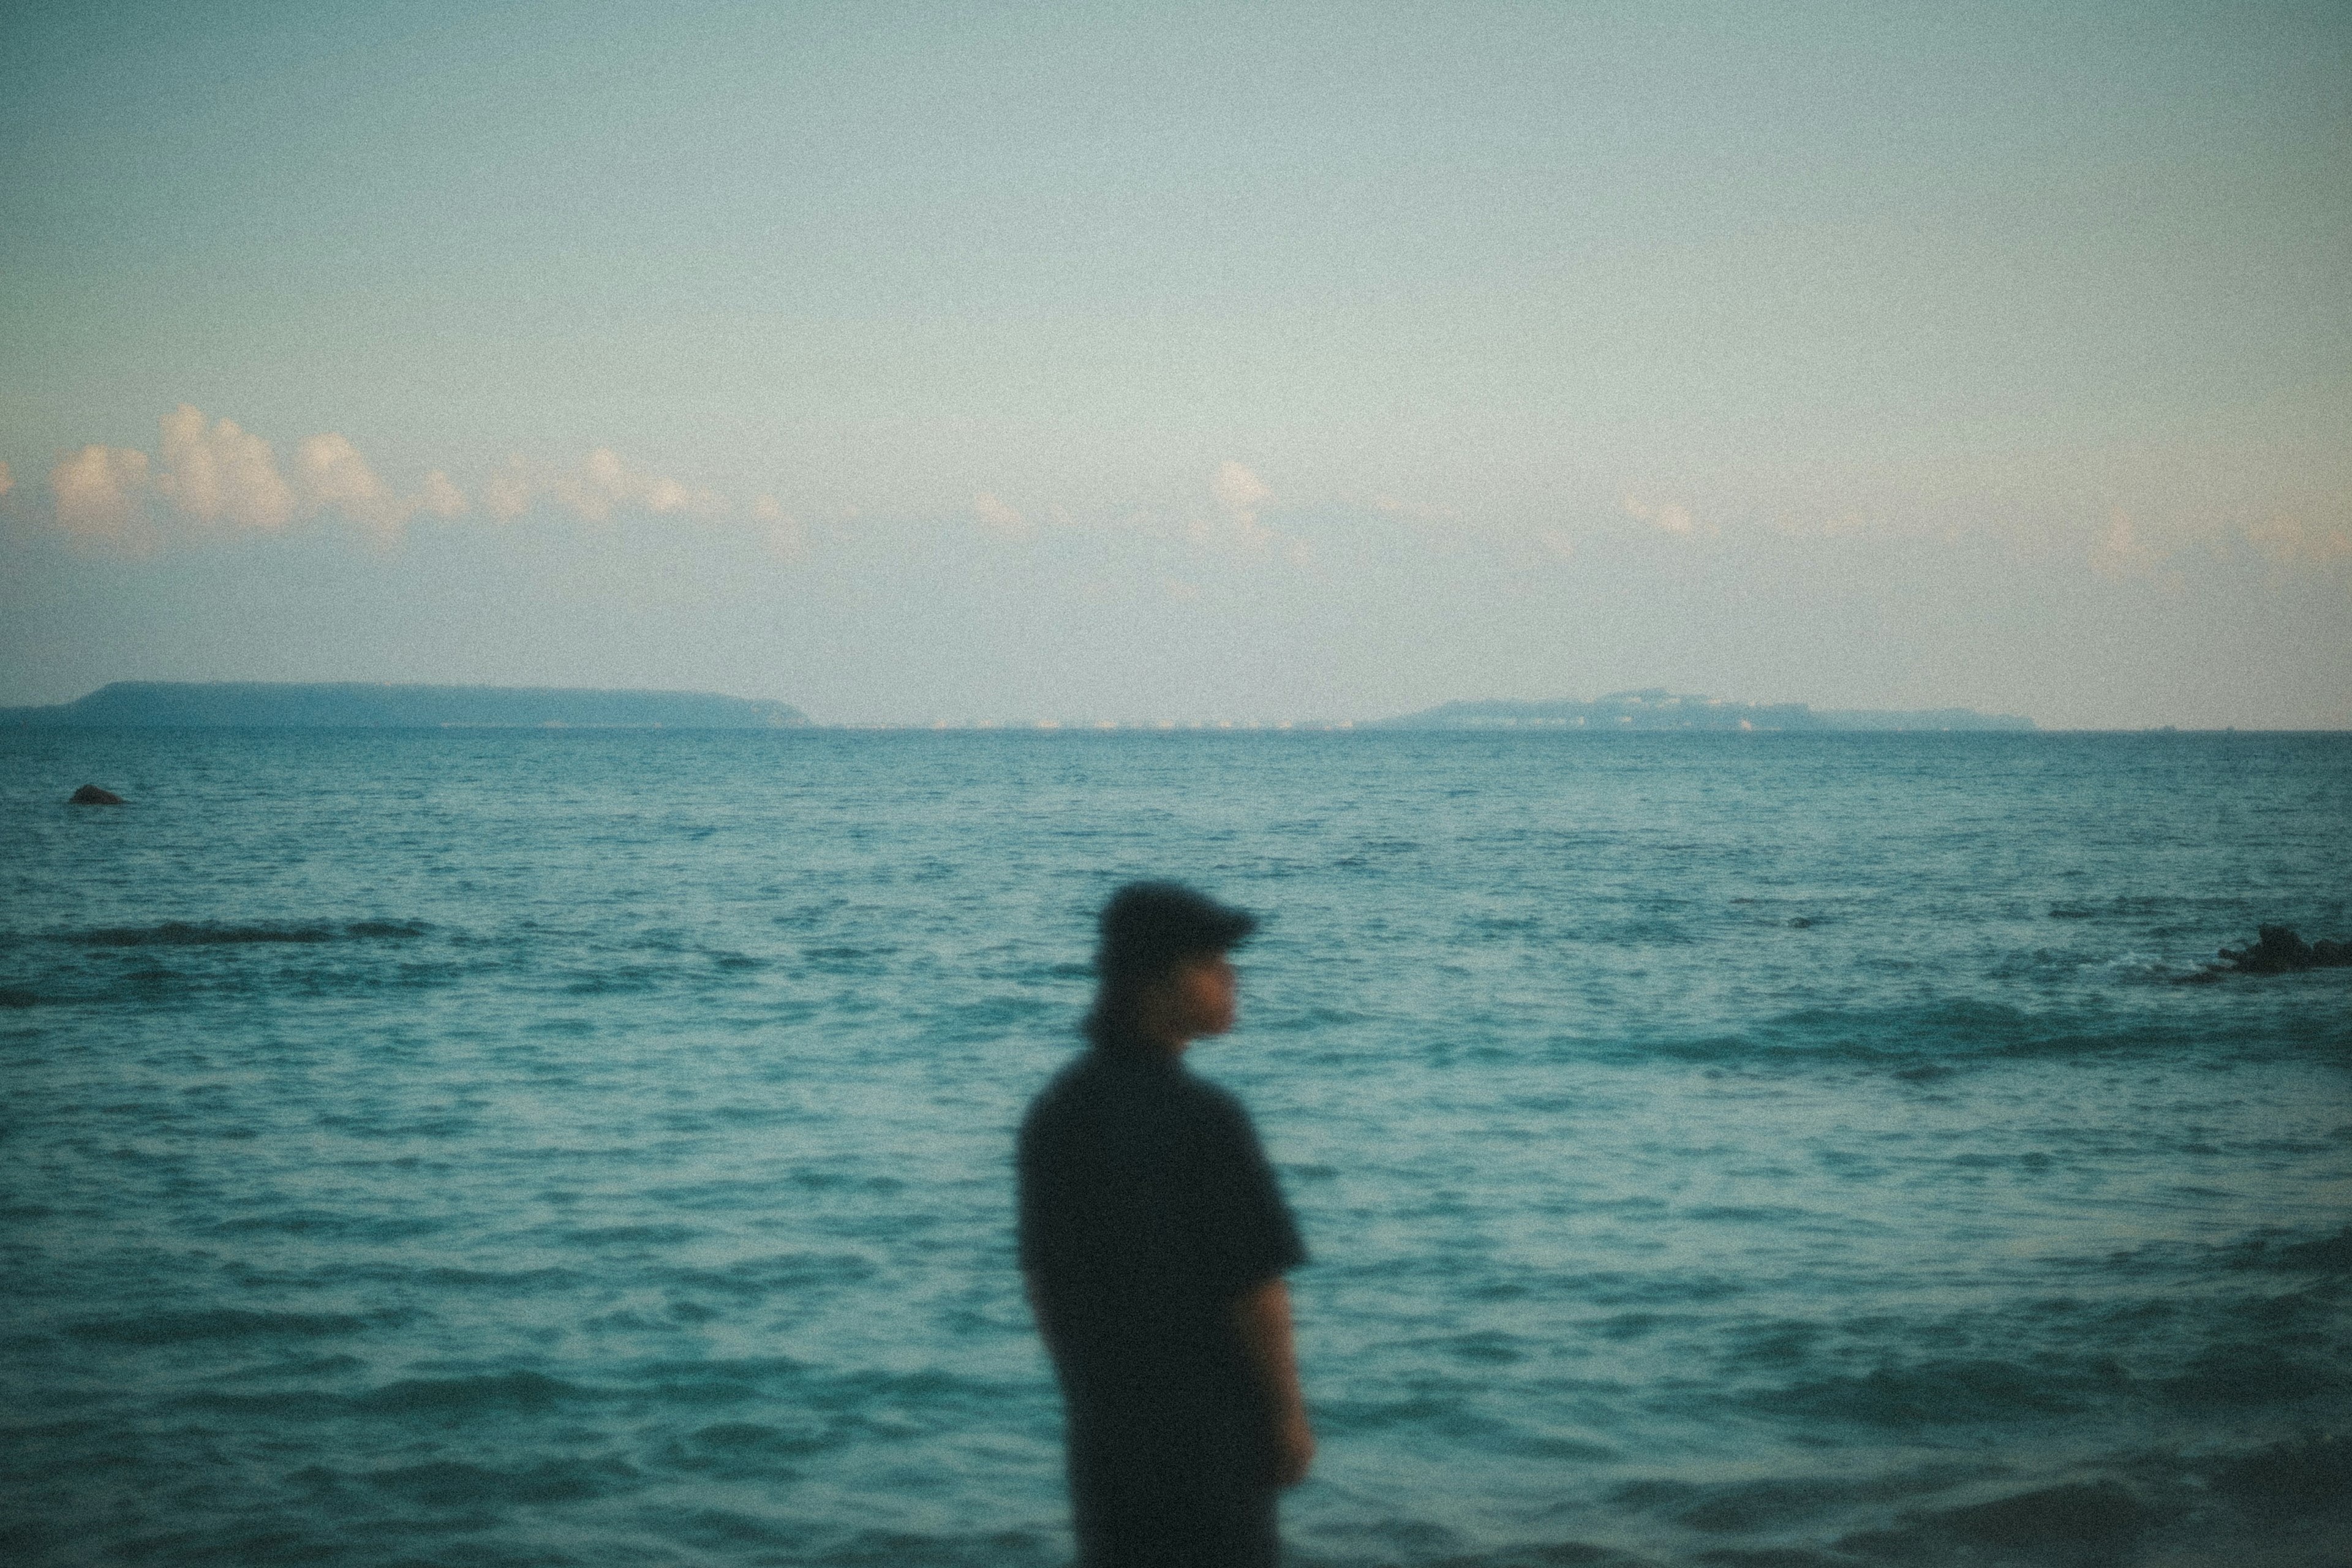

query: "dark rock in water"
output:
69 783 124 805
2215 925 2352 974
2183 923 2352 980
2222 925 2313 973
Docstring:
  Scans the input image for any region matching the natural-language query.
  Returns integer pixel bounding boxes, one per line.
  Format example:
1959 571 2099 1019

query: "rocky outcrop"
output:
2217 925 2352 974
69 783 124 805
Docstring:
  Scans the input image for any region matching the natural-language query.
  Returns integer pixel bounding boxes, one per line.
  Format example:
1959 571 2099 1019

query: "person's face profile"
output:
1170 952 1238 1039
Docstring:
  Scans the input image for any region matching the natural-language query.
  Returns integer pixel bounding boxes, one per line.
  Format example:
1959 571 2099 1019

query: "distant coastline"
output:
0 682 810 730
1376 690 2037 732
0 682 2040 732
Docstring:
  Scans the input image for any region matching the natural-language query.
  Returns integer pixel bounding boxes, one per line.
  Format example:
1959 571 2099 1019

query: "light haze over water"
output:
3 729 2348 1566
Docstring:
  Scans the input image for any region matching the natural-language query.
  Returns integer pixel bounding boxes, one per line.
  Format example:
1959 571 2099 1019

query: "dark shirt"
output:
1017 1042 1307 1484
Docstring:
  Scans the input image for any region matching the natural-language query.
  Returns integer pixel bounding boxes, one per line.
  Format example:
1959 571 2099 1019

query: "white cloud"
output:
475 449 723 524
35 408 770 557
974 491 1033 541
481 450 709 524
1190 460 1279 554
1212 460 1270 518
295 432 415 543
49 445 156 553
1621 492 1697 537
156 404 295 532
420 470 468 519
536 447 726 523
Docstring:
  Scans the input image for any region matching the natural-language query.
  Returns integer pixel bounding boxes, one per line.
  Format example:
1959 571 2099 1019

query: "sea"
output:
2 728 2347 1568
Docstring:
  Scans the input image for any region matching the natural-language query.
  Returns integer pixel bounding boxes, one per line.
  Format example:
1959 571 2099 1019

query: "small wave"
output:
2060 1223 2352 1280
1639 997 2239 1071
2160 1340 2347 1408
364 1455 638 1506
2266 1226 2352 1272
65 1308 371 1346
646 1419 842 1480
170 1389 356 1417
345 920 429 938
2089 951 2194 984
61 920 427 947
658 1253 878 1297
1759 1355 2125 1427
2206 1433 2352 1517
205 1210 442 1240
73 922 334 946
562 1222 701 1248
415 1264 582 1292
561 967 664 994
805 1526 1065 1567
1613 1466 1983 1536
618 1356 809 1406
1842 1479 2154 1557
355 1369 588 1414
644 1505 813 1551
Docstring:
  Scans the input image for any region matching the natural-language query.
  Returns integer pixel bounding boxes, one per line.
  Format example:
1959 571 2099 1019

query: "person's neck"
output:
1129 1003 1193 1060
1101 1026 1188 1063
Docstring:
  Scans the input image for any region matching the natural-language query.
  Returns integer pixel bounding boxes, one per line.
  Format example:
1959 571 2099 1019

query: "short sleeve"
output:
1182 1088 1307 1296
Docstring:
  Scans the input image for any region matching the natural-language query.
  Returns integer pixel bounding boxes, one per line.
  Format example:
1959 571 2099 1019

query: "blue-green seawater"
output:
2 730 2347 1567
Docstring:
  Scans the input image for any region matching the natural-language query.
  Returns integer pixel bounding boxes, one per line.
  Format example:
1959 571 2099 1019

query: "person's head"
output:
1085 881 1258 1055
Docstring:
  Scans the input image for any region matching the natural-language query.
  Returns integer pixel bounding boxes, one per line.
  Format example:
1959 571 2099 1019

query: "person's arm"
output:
1232 1275 1313 1487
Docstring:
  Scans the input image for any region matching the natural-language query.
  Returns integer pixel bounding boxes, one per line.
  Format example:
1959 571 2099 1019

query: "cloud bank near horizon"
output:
43 407 739 556
31 409 1355 570
17 406 2348 598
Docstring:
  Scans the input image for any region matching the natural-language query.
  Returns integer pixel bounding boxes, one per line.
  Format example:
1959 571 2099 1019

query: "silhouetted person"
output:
1018 883 1311 1568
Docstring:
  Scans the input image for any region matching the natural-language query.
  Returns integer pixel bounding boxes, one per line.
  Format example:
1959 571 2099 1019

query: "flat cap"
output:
1096 881 1258 981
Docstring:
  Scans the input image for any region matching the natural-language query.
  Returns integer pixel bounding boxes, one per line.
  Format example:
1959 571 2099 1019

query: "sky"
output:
2 0 2346 727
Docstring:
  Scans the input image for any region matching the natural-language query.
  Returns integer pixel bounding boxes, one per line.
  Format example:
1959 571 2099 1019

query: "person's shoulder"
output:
1173 1068 1258 1134
1020 1049 1112 1131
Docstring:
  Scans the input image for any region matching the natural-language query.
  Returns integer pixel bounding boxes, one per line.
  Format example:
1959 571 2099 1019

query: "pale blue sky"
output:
3 1 2346 725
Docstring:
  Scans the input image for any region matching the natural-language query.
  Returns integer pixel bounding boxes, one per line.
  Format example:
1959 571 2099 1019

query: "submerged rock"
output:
2215 925 2352 974
69 783 124 805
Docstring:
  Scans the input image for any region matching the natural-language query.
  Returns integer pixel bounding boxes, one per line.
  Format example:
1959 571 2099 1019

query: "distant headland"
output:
0 682 810 729
1376 690 2035 731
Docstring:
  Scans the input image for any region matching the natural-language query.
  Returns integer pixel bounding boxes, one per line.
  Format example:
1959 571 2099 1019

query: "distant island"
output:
1377 690 2035 731
0 682 810 729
